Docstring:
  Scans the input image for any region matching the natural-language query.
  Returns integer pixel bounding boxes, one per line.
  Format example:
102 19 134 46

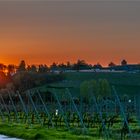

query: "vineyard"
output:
0 85 140 140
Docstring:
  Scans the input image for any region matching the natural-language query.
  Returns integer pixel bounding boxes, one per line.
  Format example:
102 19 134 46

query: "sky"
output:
0 0 140 66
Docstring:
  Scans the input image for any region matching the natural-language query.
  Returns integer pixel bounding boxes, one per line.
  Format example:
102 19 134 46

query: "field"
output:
0 71 140 140
50 72 140 96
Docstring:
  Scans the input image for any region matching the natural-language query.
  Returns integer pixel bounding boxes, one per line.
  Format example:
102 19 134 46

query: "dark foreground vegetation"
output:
0 83 139 140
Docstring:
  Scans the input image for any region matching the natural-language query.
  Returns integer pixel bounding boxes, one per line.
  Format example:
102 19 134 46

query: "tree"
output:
89 80 99 97
73 59 90 71
43 65 49 72
17 60 26 72
58 63 67 71
80 80 93 104
38 65 49 73
0 63 6 72
27 65 37 73
0 71 10 88
121 59 127 66
108 62 116 67
50 62 58 71
80 79 111 103
27 65 31 72
66 61 72 70
93 63 102 69
12 72 36 91
7 64 16 75
80 81 90 99
97 79 111 98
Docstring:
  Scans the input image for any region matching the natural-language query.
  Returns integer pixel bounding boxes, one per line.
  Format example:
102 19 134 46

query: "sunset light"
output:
0 1 140 140
0 0 139 66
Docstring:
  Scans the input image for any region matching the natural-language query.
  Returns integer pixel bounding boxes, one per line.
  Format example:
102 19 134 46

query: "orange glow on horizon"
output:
0 57 139 67
0 1 140 66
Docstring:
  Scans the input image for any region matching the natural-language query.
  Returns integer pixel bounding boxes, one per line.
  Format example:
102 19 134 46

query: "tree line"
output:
0 59 130 75
0 60 95 74
0 58 133 91
0 60 66 91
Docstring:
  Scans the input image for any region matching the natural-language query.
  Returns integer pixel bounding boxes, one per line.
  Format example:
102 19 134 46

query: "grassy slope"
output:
31 72 140 96
64 72 140 86
63 72 140 96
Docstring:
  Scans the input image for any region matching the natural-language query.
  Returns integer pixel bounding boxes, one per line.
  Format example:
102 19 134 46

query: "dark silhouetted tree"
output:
50 62 58 71
93 63 102 69
0 63 6 72
27 65 37 73
0 71 10 88
121 59 127 66
38 65 49 73
58 63 67 71
66 61 71 69
108 62 116 67
7 64 16 76
17 60 26 72
7 64 15 73
73 59 90 71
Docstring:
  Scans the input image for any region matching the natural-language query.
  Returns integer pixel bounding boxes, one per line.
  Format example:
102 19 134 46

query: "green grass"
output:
0 115 140 140
0 122 139 140
0 123 109 140
30 72 140 96
28 72 140 101
64 72 140 86
52 72 140 96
